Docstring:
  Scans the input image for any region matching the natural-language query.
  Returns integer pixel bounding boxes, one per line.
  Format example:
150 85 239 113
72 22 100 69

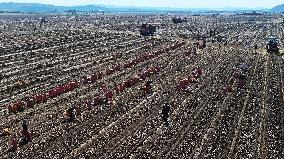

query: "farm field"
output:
0 13 283 159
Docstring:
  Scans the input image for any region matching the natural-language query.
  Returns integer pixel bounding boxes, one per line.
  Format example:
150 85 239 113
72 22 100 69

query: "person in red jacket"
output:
106 91 113 104
7 104 16 114
8 135 18 152
75 106 81 116
177 78 189 91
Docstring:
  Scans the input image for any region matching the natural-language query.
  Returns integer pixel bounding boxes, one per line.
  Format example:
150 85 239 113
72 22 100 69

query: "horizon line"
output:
0 2 274 10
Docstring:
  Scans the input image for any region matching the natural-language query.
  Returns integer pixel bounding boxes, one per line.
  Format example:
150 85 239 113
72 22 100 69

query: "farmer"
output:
20 119 32 145
64 106 75 122
8 135 18 152
145 79 152 95
162 102 171 127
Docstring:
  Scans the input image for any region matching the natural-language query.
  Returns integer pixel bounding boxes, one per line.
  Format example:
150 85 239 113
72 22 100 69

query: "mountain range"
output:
0 2 282 13
271 4 284 13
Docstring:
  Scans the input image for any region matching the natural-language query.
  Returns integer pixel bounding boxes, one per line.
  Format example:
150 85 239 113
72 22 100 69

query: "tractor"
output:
140 23 156 36
266 36 279 53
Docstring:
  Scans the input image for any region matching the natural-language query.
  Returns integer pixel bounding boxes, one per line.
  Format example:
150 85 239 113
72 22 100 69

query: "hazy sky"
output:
0 0 283 8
